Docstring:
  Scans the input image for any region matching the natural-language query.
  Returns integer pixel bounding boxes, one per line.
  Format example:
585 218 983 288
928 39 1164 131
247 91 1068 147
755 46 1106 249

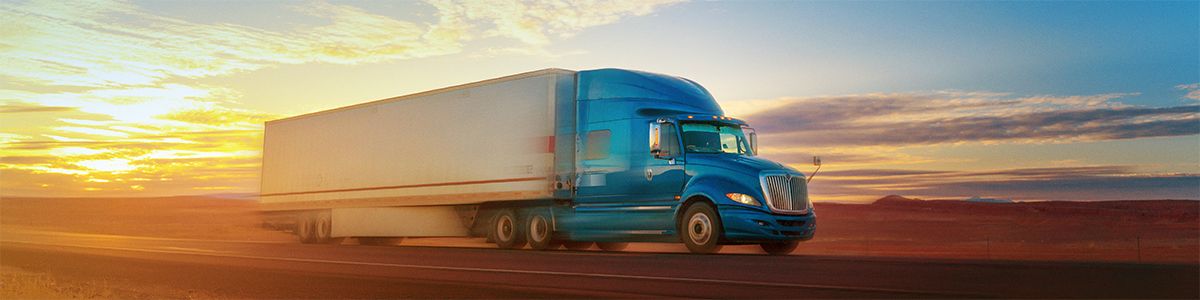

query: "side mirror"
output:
808 156 822 183
749 132 758 155
649 122 662 156
741 126 757 155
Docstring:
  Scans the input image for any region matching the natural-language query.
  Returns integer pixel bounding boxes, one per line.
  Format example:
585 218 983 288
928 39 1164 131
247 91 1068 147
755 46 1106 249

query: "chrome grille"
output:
761 174 809 214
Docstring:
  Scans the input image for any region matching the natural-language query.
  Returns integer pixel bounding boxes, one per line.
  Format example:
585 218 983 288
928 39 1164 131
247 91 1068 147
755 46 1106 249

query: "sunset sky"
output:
2 0 1197 202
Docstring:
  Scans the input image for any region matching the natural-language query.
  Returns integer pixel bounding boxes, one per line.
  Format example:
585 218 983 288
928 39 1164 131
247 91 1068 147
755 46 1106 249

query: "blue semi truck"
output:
260 68 815 254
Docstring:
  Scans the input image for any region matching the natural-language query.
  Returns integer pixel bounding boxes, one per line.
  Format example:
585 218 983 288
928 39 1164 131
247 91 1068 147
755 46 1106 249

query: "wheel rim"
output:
496 215 514 242
687 213 712 245
529 215 548 243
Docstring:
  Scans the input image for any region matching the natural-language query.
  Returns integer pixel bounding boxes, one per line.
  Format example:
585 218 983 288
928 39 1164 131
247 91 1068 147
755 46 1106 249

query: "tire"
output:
680 202 723 254
563 241 593 251
295 213 315 244
597 242 628 252
314 211 333 244
491 209 526 249
760 241 799 255
525 209 557 250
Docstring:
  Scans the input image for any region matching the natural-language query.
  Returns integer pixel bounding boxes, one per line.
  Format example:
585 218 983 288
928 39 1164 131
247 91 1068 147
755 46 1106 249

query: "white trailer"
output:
260 69 575 240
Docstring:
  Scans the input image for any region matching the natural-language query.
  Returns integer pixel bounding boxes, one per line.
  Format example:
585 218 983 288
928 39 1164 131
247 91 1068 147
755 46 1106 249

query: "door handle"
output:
645 168 654 181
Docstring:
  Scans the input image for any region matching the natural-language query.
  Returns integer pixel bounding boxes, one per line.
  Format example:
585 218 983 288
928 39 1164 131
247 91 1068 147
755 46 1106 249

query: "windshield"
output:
680 122 755 156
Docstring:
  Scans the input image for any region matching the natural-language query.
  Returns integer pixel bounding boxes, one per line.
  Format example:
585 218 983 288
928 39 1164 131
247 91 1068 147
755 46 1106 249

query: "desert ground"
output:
2 195 1197 298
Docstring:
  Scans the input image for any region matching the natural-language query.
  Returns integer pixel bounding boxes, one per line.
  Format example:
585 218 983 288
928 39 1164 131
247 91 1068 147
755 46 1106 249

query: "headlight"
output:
726 193 760 206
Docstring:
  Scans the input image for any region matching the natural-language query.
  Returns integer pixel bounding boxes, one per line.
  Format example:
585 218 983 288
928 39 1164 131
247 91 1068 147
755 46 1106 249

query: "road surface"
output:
2 228 1196 298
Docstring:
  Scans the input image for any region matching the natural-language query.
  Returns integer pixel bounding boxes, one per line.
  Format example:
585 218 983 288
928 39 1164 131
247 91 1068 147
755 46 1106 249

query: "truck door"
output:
628 121 686 230
639 121 686 201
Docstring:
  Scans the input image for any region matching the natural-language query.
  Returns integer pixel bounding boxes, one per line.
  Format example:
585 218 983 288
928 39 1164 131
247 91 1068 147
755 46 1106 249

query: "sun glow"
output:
1 0 685 196
73 159 138 173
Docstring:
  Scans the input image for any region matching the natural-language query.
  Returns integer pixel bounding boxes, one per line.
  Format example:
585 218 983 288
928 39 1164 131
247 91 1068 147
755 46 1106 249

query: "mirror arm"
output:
807 156 822 183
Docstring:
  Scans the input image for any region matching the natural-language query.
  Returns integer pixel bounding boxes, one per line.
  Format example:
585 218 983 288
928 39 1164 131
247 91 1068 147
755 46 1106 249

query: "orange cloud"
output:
0 0 684 196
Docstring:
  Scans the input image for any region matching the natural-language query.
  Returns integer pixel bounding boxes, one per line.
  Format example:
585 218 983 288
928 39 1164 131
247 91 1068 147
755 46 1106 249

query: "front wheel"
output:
760 241 799 255
680 202 723 254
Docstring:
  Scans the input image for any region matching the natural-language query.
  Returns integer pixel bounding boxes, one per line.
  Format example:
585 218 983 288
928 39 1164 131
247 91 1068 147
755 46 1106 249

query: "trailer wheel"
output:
525 209 557 250
295 214 316 244
597 242 628 252
563 241 593 251
760 241 799 255
491 209 526 249
680 202 723 254
314 211 333 243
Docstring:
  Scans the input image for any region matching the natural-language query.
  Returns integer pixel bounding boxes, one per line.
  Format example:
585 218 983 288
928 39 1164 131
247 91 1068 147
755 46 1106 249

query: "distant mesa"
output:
965 196 1014 204
873 194 921 204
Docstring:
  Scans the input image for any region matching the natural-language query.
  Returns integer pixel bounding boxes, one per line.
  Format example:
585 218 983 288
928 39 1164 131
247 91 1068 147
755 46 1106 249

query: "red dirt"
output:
798 198 1199 263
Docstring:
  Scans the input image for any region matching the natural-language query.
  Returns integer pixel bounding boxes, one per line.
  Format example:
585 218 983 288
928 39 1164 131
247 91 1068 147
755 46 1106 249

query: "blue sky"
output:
561 1 1200 102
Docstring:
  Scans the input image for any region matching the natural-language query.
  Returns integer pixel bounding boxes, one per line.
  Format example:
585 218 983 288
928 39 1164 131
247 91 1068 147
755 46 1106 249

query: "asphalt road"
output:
2 229 1196 299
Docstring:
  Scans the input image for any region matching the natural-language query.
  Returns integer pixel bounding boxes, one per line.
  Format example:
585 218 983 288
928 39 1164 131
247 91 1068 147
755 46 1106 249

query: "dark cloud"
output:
904 175 1200 201
962 166 1132 179
820 166 1135 183
758 152 889 166
811 165 1199 201
745 93 1200 147
819 169 955 177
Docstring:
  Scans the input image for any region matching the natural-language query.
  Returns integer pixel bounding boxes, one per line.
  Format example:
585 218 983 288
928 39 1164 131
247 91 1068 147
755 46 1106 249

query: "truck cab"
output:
558 69 815 254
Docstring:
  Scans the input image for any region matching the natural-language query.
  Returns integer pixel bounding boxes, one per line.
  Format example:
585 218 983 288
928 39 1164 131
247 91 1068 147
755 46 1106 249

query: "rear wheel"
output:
314 211 333 243
760 241 799 255
295 213 315 244
597 242 628 252
491 209 526 249
525 209 557 250
680 202 723 254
